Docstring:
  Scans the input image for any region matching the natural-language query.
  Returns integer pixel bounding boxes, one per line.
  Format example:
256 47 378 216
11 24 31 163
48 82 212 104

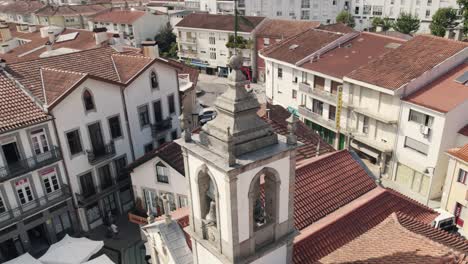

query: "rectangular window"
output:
312 99 323 115
263 38 270 47
153 100 163 123
86 203 101 223
301 0 310 8
144 143 153 153
210 52 216 60
144 189 158 215
363 5 371 15
31 128 49 155
156 163 169 183
372 5 383 16
276 11 282 16
114 156 127 177
408 109 433 126
292 90 297 99
355 6 360 14
301 10 310 19
168 94 176 115
171 130 178 140
458 169 467 184
42 171 60 194
314 76 325 90
277 68 283 78
98 164 113 190
209 36 216 45
66 130 82 155
138 105 150 127
362 116 369 134
179 195 188 208
455 202 464 227
329 105 336 121
404 137 429 155
0 195 5 213
16 179 33 205
331 81 339 94
108 116 122 139
80 173 95 198
427 0 432 5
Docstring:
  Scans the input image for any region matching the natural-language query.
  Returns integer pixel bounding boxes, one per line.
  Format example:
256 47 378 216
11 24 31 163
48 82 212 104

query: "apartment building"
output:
260 29 405 149
5 44 182 231
35 4 109 29
0 72 77 262
175 13 265 76
0 1 44 25
351 0 459 32
88 9 168 47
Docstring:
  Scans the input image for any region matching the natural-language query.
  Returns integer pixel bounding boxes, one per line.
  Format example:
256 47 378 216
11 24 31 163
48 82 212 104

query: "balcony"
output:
75 176 130 207
180 38 197 44
298 106 337 131
353 107 398 125
351 134 393 153
298 82 339 105
86 141 116 165
151 118 172 139
0 147 61 182
0 185 71 230
178 50 198 59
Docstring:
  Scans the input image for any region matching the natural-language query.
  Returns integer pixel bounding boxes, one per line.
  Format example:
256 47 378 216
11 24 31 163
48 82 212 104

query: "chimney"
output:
48 31 55 43
93 27 108 47
141 40 159 58
0 59 6 69
0 24 12 42
45 40 52 51
111 33 121 45
0 44 9 55
28 25 37 33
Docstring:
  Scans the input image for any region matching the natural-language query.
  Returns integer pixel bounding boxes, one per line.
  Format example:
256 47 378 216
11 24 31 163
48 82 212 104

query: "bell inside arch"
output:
205 200 217 224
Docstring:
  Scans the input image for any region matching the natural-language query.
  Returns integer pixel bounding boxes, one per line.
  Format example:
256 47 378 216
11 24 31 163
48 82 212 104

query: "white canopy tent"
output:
39 235 104 264
4 253 42 264
82 255 115 264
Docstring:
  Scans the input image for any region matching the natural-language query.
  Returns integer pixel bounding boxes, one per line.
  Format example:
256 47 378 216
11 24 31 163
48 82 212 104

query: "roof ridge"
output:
361 31 411 42
415 33 468 46
40 67 87 75
296 150 345 170
385 188 436 213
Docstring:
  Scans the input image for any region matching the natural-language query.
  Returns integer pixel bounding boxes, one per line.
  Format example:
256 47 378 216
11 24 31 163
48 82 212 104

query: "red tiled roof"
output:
317 23 355 34
260 28 342 64
128 141 185 175
0 71 49 133
346 35 468 91
293 189 438 263
256 19 320 38
89 9 147 24
294 150 377 230
459 124 468 137
404 63 468 113
318 213 468 263
447 144 468 163
35 4 108 17
0 1 44 15
40 68 87 105
175 13 265 33
302 32 405 79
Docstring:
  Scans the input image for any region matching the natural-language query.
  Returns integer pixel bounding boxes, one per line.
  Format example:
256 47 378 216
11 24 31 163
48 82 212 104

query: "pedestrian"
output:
111 223 119 239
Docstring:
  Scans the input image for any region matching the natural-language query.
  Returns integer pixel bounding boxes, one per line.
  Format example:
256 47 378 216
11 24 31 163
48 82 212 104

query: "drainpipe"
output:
120 87 136 162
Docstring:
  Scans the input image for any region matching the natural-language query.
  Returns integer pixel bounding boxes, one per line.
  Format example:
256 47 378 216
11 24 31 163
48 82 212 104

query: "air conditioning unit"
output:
420 124 430 137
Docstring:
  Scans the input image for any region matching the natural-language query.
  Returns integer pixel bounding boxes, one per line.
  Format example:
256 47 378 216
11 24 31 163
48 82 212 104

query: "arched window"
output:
83 90 95 111
197 165 219 243
150 71 159 89
156 162 169 183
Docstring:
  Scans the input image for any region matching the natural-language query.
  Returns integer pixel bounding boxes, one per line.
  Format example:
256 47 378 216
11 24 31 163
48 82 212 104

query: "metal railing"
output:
151 118 172 139
298 82 338 104
75 176 130 206
0 184 71 230
86 141 116 165
0 147 61 182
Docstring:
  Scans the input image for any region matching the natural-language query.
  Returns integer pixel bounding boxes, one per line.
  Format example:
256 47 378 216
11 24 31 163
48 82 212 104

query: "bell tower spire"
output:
177 54 298 264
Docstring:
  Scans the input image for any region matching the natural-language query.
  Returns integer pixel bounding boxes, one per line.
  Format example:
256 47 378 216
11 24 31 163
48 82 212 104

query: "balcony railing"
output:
178 50 197 58
0 147 61 182
86 141 116 165
75 177 130 207
180 38 197 44
0 184 71 230
151 118 172 139
299 82 338 104
298 106 337 131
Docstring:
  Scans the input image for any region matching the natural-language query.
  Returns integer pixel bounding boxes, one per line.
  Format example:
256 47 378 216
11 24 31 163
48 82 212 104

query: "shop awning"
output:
4 253 41 264
39 235 104 264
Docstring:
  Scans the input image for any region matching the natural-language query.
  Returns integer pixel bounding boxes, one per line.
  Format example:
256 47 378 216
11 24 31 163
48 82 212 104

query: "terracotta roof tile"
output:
293 150 377 230
111 54 153 82
35 4 108 17
0 71 48 133
317 23 355 34
459 124 468 137
260 28 342 64
175 13 265 33
347 35 468 90
256 19 320 38
447 144 468 163
128 141 185 175
293 189 438 263
89 9 147 24
40 68 87 105
0 1 44 15
404 63 468 113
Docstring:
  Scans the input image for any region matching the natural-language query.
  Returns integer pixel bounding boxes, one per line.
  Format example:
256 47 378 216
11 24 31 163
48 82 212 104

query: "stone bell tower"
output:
176 55 299 264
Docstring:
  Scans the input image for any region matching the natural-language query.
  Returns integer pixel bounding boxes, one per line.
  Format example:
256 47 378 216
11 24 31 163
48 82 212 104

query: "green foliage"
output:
372 17 393 31
154 22 177 58
458 0 468 35
336 10 355 28
393 12 420 34
226 35 251 49
430 8 458 36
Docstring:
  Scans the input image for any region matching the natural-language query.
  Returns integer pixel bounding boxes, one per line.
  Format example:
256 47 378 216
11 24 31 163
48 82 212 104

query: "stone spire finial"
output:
286 115 298 146
161 194 172 224
315 134 321 157
179 96 192 142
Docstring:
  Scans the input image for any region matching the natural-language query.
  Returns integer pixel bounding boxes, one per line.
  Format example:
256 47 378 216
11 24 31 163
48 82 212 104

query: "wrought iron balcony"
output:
151 118 172 139
0 147 61 182
86 141 116 165
0 184 71 230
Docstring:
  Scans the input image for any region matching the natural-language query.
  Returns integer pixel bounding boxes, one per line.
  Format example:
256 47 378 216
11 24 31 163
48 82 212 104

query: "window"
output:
98 164 113 190
153 100 163 123
404 137 429 155
0 195 5 213
144 189 158 215
210 51 216 60
108 116 122 139
209 36 215 45
66 129 82 155
355 6 360 14
144 143 153 153
114 156 127 177
314 76 325 90
150 71 159 89
329 105 336 121
458 169 467 184
86 203 101 223
292 90 297 99
80 173 96 198
160 192 176 212
42 170 60 194
156 162 169 183
276 11 282 16
83 90 95 111
426 9 431 18
455 202 464 227
31 128 50 154
331 81 339 94
312 99 323 115
171 130 178 140
263 38 270 47
363 5 371 15
362 116 369 134
301 0 310 8
179 195 188 208
277 68 283 78
372 5 383 16
301 10 310 19
409 109 433 127
168 94 176 115
16 179 33 205
158 137 166 147
138 105 150 127
427 0 432 5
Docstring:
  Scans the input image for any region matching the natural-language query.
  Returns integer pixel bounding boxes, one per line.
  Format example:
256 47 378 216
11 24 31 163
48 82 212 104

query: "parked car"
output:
432 208 459 234
199 108 217 125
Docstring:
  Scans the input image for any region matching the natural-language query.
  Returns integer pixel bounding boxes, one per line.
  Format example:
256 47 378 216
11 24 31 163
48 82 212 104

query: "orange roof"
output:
35 4 108 17
0 1 44 15
404 63 468 113
175 13 265 33
447 144 468 163
256 19 320 38
347 35 468 90
90 9 148 24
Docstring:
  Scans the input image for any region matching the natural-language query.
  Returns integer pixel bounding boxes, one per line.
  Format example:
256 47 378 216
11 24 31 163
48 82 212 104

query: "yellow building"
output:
442 144 468 234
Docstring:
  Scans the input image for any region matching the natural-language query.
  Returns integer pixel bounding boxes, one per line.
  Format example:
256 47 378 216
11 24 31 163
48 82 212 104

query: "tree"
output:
393 12 420 34
430 8 458 36
336 10 355 28
154 22 177 58
226 35 252 49
372 17 393 31
458 0 468 36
